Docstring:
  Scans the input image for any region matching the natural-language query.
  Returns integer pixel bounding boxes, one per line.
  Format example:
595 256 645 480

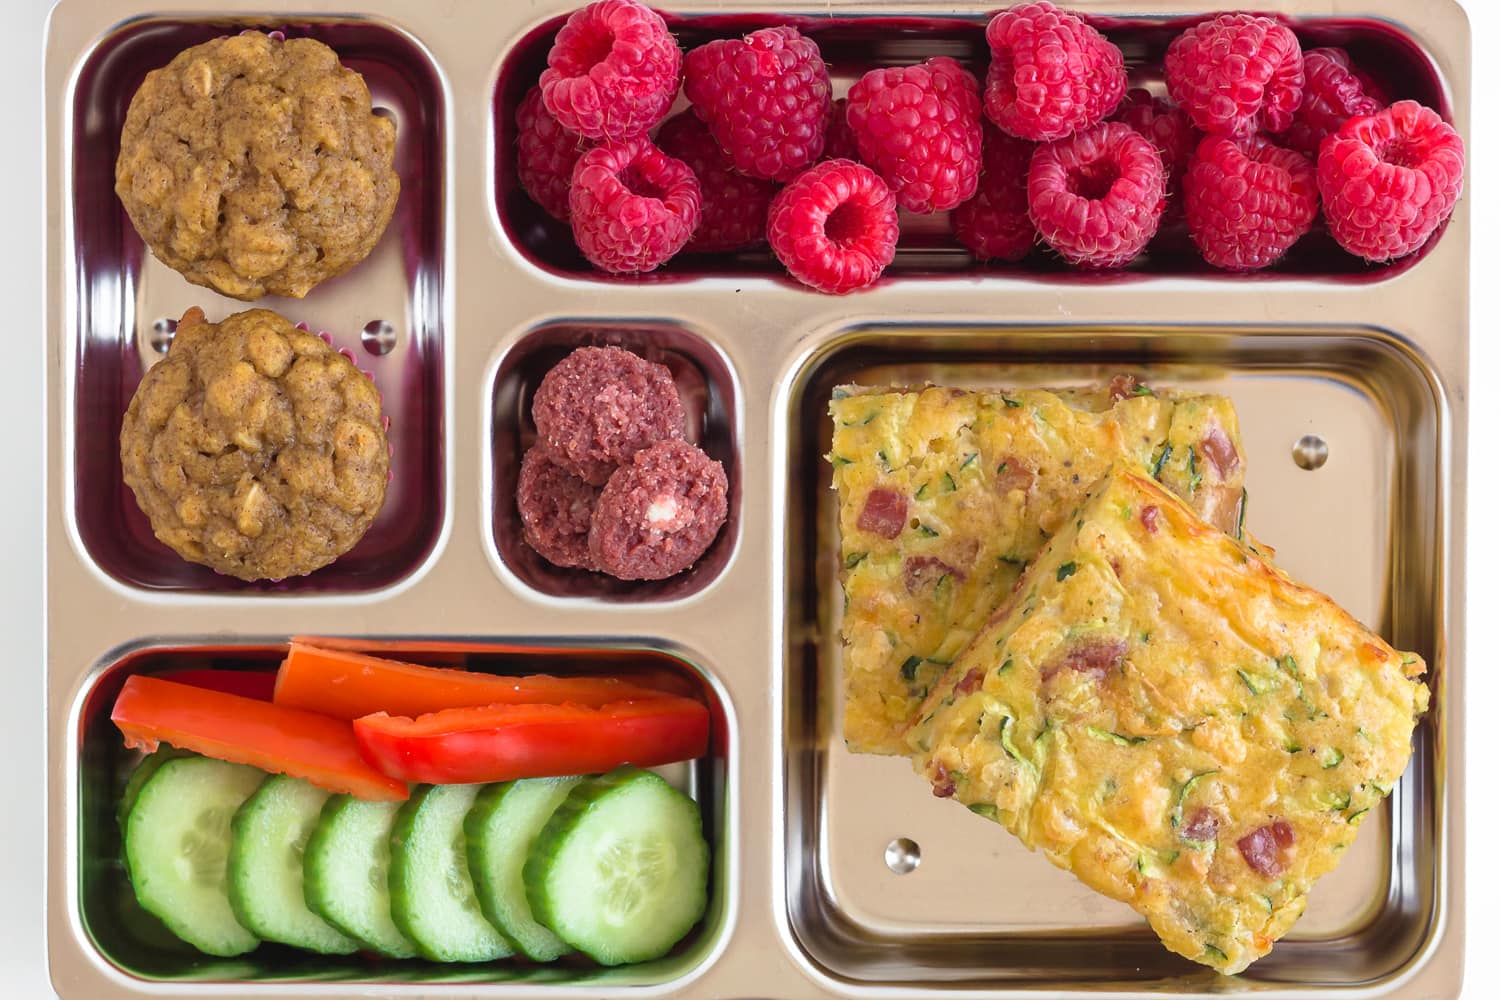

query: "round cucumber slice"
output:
304 795 418 958
524 766 708 966
123 756 264 957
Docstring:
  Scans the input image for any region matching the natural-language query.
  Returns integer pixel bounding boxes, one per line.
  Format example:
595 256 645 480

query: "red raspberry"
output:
1027 122 1165 269
984 2 1126 142
539 0 682 142
515 86 594 221
1318 100 1464 262
846 57 983 213
1112 89 1196 189
655 111 776 253
823 98 861 163
1184 135 1318 271
569 137 702 273
952 122 1035 262
1165 14 1304 138
684 26 832 181
767 160 898 294
1284 48 1386 158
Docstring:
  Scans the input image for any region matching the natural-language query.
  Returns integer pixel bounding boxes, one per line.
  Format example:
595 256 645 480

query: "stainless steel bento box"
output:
44 1 1468 996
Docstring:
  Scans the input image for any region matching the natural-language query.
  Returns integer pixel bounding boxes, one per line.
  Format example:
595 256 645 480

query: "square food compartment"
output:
489 322 741 602
66 16 448 595
493 11 1451 284
66 639 732 989
781 325 1447 991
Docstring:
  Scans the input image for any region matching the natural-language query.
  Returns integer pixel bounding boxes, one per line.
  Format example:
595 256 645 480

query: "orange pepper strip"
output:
111 675 407 801
274 642 676 720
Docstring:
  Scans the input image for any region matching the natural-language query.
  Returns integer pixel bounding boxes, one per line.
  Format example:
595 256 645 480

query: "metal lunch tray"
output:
44 1 1468 996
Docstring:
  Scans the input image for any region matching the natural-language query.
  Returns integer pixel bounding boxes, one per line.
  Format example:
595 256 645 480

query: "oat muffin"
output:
120 307 390 581
115 32 400 300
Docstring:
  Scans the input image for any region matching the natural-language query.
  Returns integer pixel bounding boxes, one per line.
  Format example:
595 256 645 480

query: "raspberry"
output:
767 159 899 294
684 26 832 181
539 0 682 142
1184 135 1318 271
1318 100 1464 262
569 137 702 273
984 2 1126 142
1284 48 1386 158
1112 89 1197 188
655 111 776 253
1165 14 1304 138
823 98 861 163
846 57 982 214
1027 122 1165 269
515 86 594 221
952 122 1036 262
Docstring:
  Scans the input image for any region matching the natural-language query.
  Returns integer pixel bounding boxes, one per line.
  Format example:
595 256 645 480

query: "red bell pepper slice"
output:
111 675 407 801
158 668 278 701
352 696 710 785
274 643 677 720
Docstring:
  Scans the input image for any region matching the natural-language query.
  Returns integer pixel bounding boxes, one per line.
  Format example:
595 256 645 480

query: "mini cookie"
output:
115 31 399 300
120 307 390 581
589 439 728 581
516 445 601 569
532 346 686 485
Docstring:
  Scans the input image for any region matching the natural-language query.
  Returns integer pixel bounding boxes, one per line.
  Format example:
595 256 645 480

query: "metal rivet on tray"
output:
148 317 176 354
1293 434 1329 471
361 319 397 356
884 837 921 874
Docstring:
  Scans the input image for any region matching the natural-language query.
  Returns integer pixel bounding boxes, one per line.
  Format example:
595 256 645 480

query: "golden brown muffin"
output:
115 32 400 300
120 307 390 581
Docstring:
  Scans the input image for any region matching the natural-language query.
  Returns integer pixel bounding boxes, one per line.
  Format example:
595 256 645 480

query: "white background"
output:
0 0 1490 996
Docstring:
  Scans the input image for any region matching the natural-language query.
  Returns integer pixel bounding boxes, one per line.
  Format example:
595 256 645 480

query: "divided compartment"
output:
489 322 741 602
67 16 447 594
70 639 732 988
781 325 1446 990
493 9 1451 283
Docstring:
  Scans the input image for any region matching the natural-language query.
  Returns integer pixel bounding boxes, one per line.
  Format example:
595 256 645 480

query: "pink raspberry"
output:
515 86 594 221
767 159 899 294
569 137 701 273
1112 89 1197 189
1184 135 1318 271
1165 14 1304 138
846 57 983 213
984 2 1126 142
684 26 832 181
823 98 861 163
1318 100 1464 262
655 111 776 253
952 122 1036 262
1284 48 1387 158
539 0 682 142
1028 122 1165 269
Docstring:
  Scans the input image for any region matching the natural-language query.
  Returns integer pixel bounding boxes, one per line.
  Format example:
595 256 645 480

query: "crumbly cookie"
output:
120 307 390 581
115 32 399 300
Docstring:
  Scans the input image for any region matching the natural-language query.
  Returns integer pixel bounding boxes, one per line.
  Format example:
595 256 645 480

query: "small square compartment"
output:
67 16 447 594
489 322 740 602
492 11 1451 284
781 325 1446 991
69 639 732 989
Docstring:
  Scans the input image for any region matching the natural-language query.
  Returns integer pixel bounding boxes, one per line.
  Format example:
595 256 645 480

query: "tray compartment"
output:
70 639 732 988
67 16 448 594
781 324 1446 990
489 321 741 602
493 11 1449 284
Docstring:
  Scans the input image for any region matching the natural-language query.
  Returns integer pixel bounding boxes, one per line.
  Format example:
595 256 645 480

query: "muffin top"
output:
115 31 400 300
120 307 390 581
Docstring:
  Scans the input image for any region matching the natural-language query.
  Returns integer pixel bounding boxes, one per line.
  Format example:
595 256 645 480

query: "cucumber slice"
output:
524 766 708 966
304 795 418 958
227 775 359 954
466 778 582 961
389 784 513 962
123 755 264 957
117 745 192 832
